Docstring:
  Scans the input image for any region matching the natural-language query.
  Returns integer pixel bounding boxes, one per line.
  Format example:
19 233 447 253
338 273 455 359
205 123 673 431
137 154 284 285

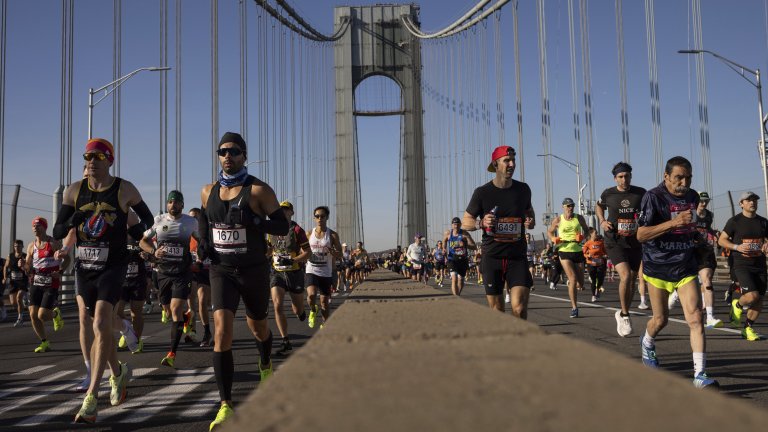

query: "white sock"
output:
693 352 705 376
122 319 131 333
640 294 646 304
84 360 91 375
642 330 655 348
705 306 714 320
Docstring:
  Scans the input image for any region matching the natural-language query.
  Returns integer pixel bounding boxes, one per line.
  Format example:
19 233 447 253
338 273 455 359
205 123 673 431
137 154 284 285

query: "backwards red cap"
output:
487 146 516 173
32 216 48 230
85 138 115 163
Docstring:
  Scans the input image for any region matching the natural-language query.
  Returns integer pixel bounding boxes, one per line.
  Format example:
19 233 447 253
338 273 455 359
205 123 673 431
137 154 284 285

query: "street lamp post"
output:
536 153 586 218
678 49 768 217
87 66 171 139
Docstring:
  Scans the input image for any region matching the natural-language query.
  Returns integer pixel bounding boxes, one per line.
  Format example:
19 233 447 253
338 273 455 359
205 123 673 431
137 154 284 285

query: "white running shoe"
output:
120 319 139 352
591 295 597 303
615 310 633 337
705 317 724 329
505 293 510 304
668 290 679 310
637 302 649 310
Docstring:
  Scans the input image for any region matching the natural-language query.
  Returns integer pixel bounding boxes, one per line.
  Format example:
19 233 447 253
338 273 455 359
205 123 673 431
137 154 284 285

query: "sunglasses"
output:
314 214 327 219
216 147 244 157
83 152 108 161
564 204 575 208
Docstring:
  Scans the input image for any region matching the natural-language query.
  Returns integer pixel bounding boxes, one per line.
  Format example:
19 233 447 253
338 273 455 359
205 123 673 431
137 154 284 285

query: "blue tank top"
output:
447 230 467 260
434 248 445 262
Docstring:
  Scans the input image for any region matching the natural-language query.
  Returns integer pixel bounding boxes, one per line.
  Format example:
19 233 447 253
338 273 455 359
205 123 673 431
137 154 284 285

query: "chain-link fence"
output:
0 184 55 258
708 185 764 231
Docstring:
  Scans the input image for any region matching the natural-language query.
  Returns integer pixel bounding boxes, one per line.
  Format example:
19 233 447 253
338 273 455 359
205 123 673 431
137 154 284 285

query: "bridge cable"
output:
644 0 664 181
615 0 630 163
567 0 582 213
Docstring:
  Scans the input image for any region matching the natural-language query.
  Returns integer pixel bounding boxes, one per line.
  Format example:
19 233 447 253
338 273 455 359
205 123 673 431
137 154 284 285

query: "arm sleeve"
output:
258 208 290 236
129 200 155 233
53 205 76 240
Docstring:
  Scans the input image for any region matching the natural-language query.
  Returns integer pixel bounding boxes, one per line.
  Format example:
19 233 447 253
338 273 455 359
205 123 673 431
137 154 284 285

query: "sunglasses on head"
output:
314 213 327 219
216 147 244 157
83 152 108 161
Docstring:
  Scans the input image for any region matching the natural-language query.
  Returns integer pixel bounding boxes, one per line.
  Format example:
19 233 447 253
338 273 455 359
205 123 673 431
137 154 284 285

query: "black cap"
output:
451 217 461 224
218 132 247 152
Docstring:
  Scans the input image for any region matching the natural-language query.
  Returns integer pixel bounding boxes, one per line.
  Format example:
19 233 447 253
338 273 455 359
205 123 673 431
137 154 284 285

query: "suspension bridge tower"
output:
334 4 427 247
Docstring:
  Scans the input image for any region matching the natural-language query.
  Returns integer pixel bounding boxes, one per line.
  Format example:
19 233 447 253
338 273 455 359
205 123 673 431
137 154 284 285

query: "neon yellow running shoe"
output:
161 309 169 324
259 360 273 382
74 393 97 423
209 403 233 431
308 308 317 329
161 351 176 368
730 299 743 327
183 310 194 334
52 307 63 331
118 335 127 349
109 362 130 406
34 340 50 353
131 339 144 354
743 326 761 341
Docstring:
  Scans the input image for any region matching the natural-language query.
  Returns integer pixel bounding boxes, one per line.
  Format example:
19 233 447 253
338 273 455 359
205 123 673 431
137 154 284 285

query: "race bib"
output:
454 247 466 257
742 238 764 258
126 262 140 277
162 243 184 261
10 271 23 280
33 274 53 287
78 245 109 270
669 203 696 234
212 227 247 254
616 218 638 237
495 217 522 243
412 263 422 270
592 257 604 266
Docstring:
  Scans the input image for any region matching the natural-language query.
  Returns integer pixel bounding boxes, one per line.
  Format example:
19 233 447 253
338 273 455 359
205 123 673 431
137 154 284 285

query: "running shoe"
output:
730 299 743 327
298 311 307 322
75 375 91 392
209 403 233 431
742 325 761 341
52 307 63 331
591 295 597 303
724 289 733 306
34 340 50 353
185 329 198 344
549 282 557 290
118 335 127 349
667 290 679 310
637 302 649 310
109 362 130 406
277 339 292 356
143 302 153 314
131 339 144 354
120 320 139 352
259 360 273 381
74 393 97 424
13 317 23 327
183 310 194 334
615 310 632 337
599 286 605 293
200 332 212 347
308 308 317 329
705 318 724 329
161 309 169 324
505 293 511 304
569 308 579 319
640 338 659 368
161 352 176 368
693 372 719 388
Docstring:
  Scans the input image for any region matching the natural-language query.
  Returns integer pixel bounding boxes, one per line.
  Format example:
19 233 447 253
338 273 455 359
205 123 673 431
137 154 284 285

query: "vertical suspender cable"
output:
512 0 525 181
692 0 712 196
493 12 505 148
644 0 663 181
113 0 121 177
67 0 73 183
59 0 66 188
211 0 219 181
240 0 248 143
579 0 596 208
615 0 630 162
566 0 582 210
160 0 168 206
0 0 6 252
537 0 553 215
175 0 181 189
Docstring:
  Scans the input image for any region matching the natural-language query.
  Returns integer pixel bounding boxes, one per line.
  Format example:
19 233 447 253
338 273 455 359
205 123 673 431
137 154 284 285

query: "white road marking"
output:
12 365 56 376
0 369 76 402
179 389 219 418
0 370 80 416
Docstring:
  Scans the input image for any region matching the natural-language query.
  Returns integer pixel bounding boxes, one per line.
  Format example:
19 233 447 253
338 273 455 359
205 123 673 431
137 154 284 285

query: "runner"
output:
305 205 343 329
596 162 646 335
4 240 28 327
548 197 589 318
636 156 717 388
198 132 289 430
692 192 723 328
582 227 607 303
443 217 476 296
540 243 553 287
189 207 213 347
23 217 68 353
637 263 649 309
463 145 535 317
350 241 368 287
341 243 354 291
116 238 146 353
406 233 428 284
267 200 310 355
53 137 156 422
432 240 447 287
140 190 199 368
718 191 768 341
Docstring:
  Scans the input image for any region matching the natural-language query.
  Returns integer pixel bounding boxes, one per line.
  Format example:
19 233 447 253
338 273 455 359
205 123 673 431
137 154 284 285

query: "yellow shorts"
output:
642 274 698 294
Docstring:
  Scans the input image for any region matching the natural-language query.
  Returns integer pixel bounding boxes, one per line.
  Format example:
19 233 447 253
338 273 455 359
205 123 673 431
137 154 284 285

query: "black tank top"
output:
123 243 147 286
205 175 267 267
7 252 26 280
74 178 129 270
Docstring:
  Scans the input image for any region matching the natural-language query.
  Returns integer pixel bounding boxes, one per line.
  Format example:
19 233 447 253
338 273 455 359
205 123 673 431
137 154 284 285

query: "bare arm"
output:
23 244 33 274
637 210 692 243
465 234 477 250
547 217 560 242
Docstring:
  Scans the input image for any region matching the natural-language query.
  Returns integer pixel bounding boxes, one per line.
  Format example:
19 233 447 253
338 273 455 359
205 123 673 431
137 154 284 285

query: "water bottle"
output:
485 206 498 236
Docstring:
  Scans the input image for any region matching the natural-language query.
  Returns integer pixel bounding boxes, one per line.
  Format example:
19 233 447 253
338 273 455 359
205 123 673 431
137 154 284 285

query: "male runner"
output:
406 233 428 284
53 138 155 422
718 191 768 341
198 132 289 430
433 240 447 287
140 190 199 368
305 205 343 329
23 217 67 352
463 146 534 317
350 241 368 287
636 156 717 388
117 239 145 353
189 207 213 347
268 200 310 354
549 197 589 318
596 162 646 335
691 192 722 328
443 217 476 296
4 240 28 326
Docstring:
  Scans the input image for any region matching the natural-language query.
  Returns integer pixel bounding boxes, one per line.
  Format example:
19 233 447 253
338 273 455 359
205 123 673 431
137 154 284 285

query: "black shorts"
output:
605 244 642 272
29 284 58 309
8 279 28 292
305 272 333 296
210 262 270 320
156 273 192 305
121 279 148 302
434 261 445 270
270 269 305 294
558 251 585 264
192 268 210 286
527 260 535 268
733 268 767 296
448 259 469 278
481 255 533 296
76 262 128 316
696 247 717 271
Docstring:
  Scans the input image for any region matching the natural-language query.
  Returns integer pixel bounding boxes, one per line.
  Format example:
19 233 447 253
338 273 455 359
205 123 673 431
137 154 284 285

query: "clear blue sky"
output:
2 0 768 253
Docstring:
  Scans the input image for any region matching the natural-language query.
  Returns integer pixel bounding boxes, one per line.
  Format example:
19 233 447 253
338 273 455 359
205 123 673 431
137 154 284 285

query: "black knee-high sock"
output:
257 331 273 366
213 350 234 401
171 321 184 353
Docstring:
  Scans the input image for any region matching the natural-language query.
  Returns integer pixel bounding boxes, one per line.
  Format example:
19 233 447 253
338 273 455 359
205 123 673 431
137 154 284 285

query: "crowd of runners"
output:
0 135 763 428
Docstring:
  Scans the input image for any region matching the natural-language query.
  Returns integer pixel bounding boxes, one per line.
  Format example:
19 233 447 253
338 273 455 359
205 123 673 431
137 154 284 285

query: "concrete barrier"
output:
224 270 768 431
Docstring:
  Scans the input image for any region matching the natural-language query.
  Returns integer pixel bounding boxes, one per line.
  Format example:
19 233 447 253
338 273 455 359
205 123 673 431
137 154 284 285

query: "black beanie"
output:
218 132 247 152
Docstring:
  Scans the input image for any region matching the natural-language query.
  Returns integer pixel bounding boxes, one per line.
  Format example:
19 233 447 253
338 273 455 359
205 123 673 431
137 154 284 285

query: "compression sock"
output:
213 350 234 401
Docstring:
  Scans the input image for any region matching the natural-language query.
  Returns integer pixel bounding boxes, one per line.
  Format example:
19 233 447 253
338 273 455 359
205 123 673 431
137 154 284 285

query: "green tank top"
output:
558 214 583 252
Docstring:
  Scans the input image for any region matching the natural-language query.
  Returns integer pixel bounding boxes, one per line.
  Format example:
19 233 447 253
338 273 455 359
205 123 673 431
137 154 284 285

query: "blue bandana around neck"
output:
218 167 248 187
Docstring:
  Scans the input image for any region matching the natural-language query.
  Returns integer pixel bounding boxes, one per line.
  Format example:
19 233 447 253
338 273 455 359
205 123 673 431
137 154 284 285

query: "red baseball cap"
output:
487 146 516 173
